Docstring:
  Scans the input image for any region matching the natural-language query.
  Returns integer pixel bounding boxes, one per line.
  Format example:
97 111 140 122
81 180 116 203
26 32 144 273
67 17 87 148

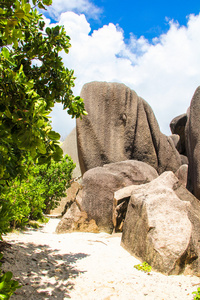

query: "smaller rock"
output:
56 200 99 234
169 134 181 153
113 185 137 232
170 113 187 155
175 164 188 187
180 155 188 165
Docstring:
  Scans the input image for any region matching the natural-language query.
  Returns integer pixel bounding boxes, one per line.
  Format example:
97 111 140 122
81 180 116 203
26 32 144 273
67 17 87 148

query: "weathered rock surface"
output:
170 113 187 155
180 155 188 165
113 165 188 232
121 171 200 276
56 190 99 234
80 160 158 233
175 164 188 187
77 81 181 175
113 185 137 232
169 135 188 164
169 134 181 153
186 87 200 200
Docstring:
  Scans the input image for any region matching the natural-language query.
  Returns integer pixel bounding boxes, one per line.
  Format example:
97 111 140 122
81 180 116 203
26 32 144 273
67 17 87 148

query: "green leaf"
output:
1 48 10 60
38 2 46 9
3 271 13 281
53 26 60 37
37 143 47 154
47 131 60 140
0 293 8 299
4 59 17 67
45 27 51 35
19 64 24 74
13 29 22 39
52 146 63 161
42 0 52 5
14 9 25 19
23 16 31 22
24 3 31 13
7 19 18 27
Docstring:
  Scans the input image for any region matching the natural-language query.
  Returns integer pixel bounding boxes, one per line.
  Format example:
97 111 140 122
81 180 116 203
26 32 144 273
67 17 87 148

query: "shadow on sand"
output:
1 240 89 299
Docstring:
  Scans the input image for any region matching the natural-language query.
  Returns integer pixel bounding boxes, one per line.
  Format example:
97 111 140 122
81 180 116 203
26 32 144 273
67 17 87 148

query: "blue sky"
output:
41 0 200 140
89 0 200 40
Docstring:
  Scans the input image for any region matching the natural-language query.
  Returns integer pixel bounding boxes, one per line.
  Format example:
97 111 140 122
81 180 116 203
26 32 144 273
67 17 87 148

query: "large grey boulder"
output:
77 81 181 175
80 160 158 233
121 171 200 276
186 87 200 200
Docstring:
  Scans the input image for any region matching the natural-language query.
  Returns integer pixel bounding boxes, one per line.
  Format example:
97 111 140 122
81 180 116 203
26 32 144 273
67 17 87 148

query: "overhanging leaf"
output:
37 142 47 154
24 3 31 13
1 48 10 59
38 2 46 9
47 131 60 140
14 9 25 19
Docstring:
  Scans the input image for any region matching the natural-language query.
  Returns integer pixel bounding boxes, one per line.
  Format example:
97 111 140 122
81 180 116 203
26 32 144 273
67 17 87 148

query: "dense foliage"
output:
0 155 75 233
0 0 86 186
0 0 86 234
0 0 86 297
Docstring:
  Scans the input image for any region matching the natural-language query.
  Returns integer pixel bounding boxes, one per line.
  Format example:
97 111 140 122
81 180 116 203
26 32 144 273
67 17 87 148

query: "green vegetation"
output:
0 155 75 233
0 0 85 236
0 0 86 297
134 261 152 273
193 287 200 300
0 253 21 299
0 0 86 186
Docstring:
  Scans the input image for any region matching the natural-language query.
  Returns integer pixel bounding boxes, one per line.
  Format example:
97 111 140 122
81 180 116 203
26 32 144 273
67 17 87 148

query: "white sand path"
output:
1 218 200 300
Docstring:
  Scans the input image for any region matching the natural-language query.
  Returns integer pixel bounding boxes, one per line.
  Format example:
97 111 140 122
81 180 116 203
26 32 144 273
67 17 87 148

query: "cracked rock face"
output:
121 171 200 276
77 81 181 175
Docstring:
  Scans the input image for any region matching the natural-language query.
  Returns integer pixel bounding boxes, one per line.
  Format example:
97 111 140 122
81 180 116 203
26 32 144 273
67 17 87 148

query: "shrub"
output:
134 261 152 273
193 287 200 300
1 155 75 232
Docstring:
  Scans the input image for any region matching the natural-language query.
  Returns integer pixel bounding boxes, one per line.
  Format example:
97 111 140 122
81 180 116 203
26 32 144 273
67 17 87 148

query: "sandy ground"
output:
1 218 200 300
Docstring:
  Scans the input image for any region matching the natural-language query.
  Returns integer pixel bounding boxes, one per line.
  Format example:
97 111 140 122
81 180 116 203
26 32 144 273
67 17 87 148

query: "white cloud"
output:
50 12 200 139
45 0 102 21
